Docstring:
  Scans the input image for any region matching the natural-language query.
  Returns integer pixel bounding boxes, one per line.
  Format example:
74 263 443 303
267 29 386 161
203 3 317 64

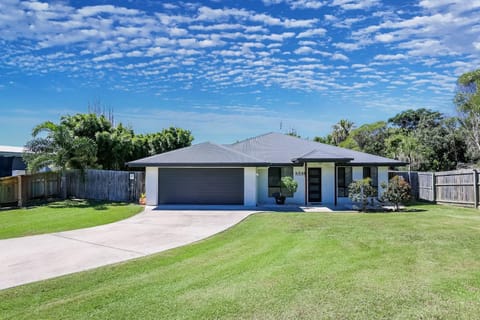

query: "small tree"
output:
348 178 377 212
281 176 298 196
380 176 411 212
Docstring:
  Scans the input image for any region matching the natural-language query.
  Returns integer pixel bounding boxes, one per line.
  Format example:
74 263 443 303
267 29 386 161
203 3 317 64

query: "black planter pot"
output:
275 195 286 205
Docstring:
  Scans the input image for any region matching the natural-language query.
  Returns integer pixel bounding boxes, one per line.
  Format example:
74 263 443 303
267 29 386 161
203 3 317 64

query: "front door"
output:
308 168 322 202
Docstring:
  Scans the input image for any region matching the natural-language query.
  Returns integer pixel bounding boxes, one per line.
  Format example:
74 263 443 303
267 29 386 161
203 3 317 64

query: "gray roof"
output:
128 142 268 167
229 132 406 166
128 132 406 167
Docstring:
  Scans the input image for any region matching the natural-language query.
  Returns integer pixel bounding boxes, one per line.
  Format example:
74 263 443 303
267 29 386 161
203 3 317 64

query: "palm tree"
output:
23 121 97 173
331 119 354 145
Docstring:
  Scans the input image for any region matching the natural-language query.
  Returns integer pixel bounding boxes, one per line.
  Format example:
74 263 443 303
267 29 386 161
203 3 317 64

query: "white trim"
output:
244 167 257 206
145 167 159 206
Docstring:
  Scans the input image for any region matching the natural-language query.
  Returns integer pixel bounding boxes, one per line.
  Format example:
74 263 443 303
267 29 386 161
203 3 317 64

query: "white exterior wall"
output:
145 167 159 206
337 165 389 204
306 163 335 204
256 167 272 205
256 167 305 205
378 166 389 197
144 164 389 207
289 166 306 205
244 167 257 206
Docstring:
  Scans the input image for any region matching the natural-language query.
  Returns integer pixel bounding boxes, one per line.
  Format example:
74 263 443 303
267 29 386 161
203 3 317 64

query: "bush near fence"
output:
0 170 145 207
389 169 479 208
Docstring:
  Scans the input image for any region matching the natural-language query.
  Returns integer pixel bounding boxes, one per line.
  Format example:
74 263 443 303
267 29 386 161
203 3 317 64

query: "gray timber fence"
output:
0 169 145 207
66 169 144 202
389 169 479 208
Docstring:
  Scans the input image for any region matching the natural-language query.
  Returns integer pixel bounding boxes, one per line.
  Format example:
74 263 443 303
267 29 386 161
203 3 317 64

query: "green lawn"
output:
0 200 143 239
2 204 480 319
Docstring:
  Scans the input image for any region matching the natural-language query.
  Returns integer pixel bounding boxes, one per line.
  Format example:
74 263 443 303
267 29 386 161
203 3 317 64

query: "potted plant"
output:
139 193 146 205
274 176 298 205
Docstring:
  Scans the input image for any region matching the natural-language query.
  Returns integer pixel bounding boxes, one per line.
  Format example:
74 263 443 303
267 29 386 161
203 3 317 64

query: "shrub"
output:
380 175 411 212
348 178 377 212
281 176 298 196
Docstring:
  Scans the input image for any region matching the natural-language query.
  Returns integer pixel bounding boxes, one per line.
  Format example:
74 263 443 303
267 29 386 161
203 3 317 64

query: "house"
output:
127 132 406 206
0 145 26 178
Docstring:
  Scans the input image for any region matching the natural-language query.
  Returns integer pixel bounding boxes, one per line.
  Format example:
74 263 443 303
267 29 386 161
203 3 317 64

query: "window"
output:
268 167 293 197
363 167 378 188
337 166 352 197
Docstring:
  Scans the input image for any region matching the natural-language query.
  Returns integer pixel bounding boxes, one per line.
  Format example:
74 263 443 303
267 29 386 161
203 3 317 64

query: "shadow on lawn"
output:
401 200 437 213
46 199 111 210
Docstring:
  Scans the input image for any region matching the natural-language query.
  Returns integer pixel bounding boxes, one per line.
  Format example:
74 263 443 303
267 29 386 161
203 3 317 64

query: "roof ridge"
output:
292 148 354 162
216 143 267 162
310 139 400 161
229 132 277 146
295 149 319 159
127 141 211 163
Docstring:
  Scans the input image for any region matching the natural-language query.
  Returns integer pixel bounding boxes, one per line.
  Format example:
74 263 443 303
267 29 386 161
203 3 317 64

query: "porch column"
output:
145 167 159 206
244 167 257 206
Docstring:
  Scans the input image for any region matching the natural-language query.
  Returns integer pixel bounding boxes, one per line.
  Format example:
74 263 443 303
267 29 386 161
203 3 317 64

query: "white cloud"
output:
375 33 395 42
22 1 49 11
168 27 188 37
262 0 325 9
0 0 477 114
297 28 327 38
419 0 480 12
333 42 362 51
92 52 123 62
331 53 349 61
294 46 314 54
397 39 452 56
374 53 407 61
77 5 139 17
331 0 380 10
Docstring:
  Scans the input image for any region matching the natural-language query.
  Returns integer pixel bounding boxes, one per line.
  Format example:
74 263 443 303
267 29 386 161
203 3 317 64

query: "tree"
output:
386 109 466 171
331 119 354 145
380 176 411 212
348 178 377 212
24 121 97 173
414 116 467 171
142 127 194 156
60 113 132 170
109 123 135 170
340 121 388 156
388 108 443 132
385 132 425 171
24 113 194 172
313 134 333 145
61 113 113 141
455 69 480 161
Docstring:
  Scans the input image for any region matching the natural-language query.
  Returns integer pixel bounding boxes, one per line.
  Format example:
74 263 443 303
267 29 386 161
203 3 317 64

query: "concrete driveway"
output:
0 207 256 290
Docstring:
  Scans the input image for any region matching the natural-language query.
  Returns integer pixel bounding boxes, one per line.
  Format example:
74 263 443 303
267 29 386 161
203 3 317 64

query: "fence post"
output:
61 173 67 199
431 172 436 202
473 169 478 209
17 175 23 207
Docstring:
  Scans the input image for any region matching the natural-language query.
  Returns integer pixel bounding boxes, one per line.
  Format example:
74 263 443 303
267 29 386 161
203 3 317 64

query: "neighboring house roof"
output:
128 142 268 167
128 132 407 167
0 145 25 157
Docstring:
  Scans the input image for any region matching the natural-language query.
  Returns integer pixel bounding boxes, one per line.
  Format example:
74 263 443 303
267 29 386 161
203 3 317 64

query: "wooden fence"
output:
0 170 145 207
0 176 18 206
389 169 479 208
66 170 144 202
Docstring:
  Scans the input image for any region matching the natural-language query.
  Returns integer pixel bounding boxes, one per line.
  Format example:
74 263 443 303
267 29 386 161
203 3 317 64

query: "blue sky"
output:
0 0 479 146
